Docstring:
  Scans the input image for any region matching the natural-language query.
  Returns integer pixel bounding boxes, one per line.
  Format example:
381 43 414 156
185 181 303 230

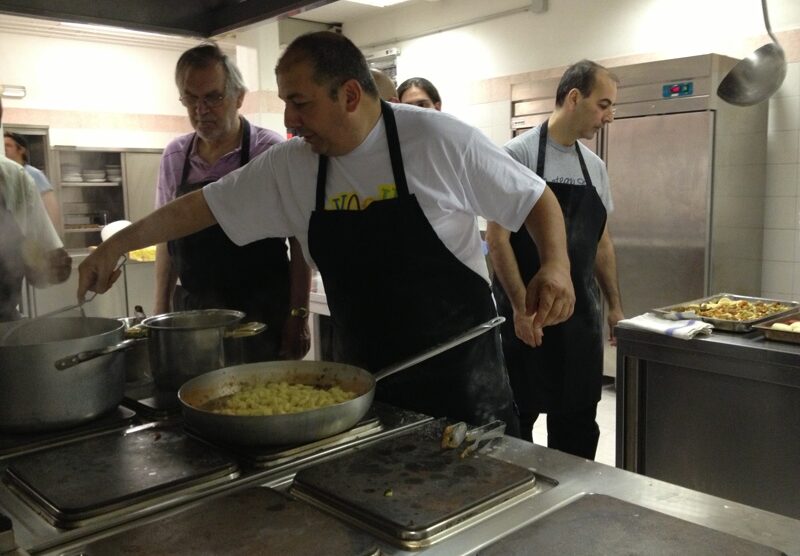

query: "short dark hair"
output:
555 60 619 106
276 31 378 100
4 131 29 163
397 77 441 105
175 42 246 96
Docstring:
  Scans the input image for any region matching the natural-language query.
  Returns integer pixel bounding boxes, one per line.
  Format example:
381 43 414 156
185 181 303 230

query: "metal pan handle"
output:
373 316 505 383
54 337 148 371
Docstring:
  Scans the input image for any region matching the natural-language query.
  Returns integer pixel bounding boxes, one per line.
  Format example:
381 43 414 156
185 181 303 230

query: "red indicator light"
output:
671 85 680 93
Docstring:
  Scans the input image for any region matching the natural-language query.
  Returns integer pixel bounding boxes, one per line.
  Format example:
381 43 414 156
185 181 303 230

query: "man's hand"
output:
280 317 311 360
77 243 124 301
513 310 544 347
525 262 575 329
46 248 72 284
606 306 625 345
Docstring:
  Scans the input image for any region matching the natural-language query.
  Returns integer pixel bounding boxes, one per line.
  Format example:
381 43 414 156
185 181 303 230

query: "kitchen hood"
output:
0 0 336 38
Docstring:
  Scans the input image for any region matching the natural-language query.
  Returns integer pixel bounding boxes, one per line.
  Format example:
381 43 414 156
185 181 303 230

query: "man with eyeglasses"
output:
486 59 624 460
154 42 311 362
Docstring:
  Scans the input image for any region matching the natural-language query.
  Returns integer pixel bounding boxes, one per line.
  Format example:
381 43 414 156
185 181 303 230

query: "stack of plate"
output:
82 169 107 183
105 164 122 184
61 164 83 183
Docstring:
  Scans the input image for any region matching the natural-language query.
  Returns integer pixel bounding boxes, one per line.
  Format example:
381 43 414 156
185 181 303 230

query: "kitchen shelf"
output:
64 227 103 234
61 182 121 187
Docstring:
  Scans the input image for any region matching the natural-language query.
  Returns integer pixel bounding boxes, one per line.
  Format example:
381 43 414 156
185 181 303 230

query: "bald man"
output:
370 69 399 102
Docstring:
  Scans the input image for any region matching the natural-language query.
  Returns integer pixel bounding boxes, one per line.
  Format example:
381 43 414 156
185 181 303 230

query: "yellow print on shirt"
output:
326 183 397 210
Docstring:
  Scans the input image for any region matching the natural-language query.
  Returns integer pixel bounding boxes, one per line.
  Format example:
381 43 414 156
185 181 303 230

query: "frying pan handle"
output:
54 338 147 371
224 321 267 339
373 316 505 382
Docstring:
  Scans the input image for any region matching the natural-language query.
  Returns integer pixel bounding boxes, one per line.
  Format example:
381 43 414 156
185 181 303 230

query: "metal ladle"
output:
717 0 787 106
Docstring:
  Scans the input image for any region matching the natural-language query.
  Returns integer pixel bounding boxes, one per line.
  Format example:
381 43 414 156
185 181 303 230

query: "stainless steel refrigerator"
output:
510 54 768 322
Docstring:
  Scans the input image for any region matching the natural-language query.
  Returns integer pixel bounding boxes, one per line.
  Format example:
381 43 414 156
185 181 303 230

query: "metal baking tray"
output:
653 293 799 332
753 312 800 344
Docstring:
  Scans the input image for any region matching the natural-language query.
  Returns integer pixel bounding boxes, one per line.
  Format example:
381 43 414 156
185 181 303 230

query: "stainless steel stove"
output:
1 400 798 555
0 401 432 554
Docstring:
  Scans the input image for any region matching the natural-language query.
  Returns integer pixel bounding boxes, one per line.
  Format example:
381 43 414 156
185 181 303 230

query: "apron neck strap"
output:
537 119 594 188
315 100 409 211
180 116 251 184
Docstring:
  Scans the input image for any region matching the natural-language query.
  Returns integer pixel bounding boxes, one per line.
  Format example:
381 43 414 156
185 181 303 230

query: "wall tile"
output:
766 163 799 197
768 95 800 132
764 196 798 229
775 63 800 99
763 229 796 261
767 130 800 164
762 260 794 293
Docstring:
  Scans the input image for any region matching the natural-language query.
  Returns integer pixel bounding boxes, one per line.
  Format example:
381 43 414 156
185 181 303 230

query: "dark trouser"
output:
519 405 600 460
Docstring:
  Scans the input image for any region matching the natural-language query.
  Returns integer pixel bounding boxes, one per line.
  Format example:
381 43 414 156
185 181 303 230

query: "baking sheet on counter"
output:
653 293 799 332
753 313 800 344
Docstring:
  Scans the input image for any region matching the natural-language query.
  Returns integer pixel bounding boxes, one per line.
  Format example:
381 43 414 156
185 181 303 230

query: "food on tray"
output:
201 381 357 416
770 320 800 332
673 296 790 322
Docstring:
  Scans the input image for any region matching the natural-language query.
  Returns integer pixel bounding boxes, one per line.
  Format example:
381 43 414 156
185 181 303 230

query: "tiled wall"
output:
763 62 800 301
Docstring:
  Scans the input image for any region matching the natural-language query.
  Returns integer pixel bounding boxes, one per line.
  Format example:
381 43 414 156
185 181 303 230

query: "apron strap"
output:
180 116 252 184
537 120 594 188
380 100 410 197
315 100 410 211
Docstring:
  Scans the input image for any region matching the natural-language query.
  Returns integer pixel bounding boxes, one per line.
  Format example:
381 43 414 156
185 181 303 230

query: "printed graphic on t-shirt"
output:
325 183 398 210
549 176 587 186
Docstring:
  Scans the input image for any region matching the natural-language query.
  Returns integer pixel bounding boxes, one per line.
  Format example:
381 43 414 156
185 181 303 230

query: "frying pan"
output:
178 316 504 446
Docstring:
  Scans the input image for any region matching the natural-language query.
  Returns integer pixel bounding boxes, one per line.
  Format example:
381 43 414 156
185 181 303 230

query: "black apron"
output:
0 188 27 321
308 101 519 435
167 118 290 360
493 120 607 414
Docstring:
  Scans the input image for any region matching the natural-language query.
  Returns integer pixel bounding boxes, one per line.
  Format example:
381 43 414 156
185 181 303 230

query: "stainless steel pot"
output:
143 309 266 391
0 317 126 432
119 316 151 383
179 317 504 445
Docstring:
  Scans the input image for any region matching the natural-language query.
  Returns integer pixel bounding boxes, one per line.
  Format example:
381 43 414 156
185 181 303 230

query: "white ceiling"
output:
295 0 429 25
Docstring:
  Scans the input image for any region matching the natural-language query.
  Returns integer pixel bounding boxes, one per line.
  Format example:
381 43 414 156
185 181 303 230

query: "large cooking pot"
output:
179 317 504 446
142 309 266 391
118 316 151 383
55 309 266 392
0 317 126 432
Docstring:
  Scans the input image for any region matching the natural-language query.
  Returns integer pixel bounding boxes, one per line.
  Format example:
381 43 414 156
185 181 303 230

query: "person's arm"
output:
522 186 575 328
78 190 215 300
594 225 624 344
485 222 542 347
39 190 62 235
153 243 178 314
279 237 312 359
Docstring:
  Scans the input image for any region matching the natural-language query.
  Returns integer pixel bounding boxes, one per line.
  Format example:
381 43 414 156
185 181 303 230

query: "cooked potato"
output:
202 381 357 416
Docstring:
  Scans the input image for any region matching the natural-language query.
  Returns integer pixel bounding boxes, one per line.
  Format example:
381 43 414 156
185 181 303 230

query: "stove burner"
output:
3 422 239 529
291 419 541 549
64 487 380 556
123 381 181 420
188 415 384 470
0 407 136 460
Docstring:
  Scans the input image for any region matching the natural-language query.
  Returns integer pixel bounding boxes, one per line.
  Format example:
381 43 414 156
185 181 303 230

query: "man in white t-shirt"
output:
487 60 624 459
78 32 575 434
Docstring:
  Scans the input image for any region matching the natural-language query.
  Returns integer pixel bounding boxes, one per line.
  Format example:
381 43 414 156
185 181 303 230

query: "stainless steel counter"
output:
615 324 800 519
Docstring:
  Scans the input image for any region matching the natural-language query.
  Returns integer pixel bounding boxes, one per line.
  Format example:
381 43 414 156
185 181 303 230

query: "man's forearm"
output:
523 187 570 272
485 222 526 312
287 238 311 311
154 244 178 313
595 227 622 311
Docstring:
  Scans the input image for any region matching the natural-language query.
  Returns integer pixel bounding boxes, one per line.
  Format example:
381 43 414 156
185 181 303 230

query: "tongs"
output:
442 420 506 458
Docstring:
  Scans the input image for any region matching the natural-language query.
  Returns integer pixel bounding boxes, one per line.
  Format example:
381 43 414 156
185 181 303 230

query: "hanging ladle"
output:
717 0 787 106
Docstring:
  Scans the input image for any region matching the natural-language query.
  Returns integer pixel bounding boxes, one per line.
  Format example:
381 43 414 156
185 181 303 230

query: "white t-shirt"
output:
504 125 613 214
203 103 546 284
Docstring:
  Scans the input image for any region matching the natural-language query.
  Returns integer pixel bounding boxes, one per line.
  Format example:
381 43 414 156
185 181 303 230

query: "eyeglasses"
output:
179 93 226 108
